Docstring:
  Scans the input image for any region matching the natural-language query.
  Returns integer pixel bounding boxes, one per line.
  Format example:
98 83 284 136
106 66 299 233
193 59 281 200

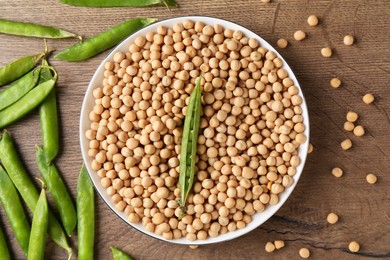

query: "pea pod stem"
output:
36 146 77 237
0 69 57 129
0 219 10 260
111 246 133 260
0 131 72 255
0 52 44 87
55 18 157 62
39 60 59 163
59 0 177 7
0 164 31 254
0 67 41 111
27 187 48 260
0 19 81 39
178 78 202 217
77 164 95 260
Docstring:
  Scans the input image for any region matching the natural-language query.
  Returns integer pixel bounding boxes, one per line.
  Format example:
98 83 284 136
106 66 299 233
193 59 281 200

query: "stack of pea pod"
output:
0 11 164 258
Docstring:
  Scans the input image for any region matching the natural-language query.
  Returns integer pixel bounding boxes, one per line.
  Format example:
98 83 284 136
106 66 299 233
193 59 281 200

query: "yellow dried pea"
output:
274 240 285 249
331 167 343 178
340 139 352 150
265 241 276 253
346 111 358 122
277 38 288 49
294 30 306 41
344 121 354 132
326 212 338 224
189 245 199 249
343 35 354 46
330 78 341 88
362 93 374 104
308 143 313 154
307 15 319 26
366 173 377 184
353 125 365 137
348 241 360 252
321 47 332 57
299 247 310 258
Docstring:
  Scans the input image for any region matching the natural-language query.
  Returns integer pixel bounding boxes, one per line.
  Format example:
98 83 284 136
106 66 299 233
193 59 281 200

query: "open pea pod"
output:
55 18 157 62
59 0 177 7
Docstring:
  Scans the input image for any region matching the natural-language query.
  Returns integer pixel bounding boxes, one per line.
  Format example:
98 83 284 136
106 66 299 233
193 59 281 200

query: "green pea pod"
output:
59 0 177 7
0 19 80 39
39 60 59 163
0 219 10 260
77 164 95 260
178 78 202 215
0 73 57 129
0 164 31 254
36 146 77 236
55 18 157 62
28 188 48 260
0 131 72 256
0 67 41 111
110 247 133 260
0 53 44 87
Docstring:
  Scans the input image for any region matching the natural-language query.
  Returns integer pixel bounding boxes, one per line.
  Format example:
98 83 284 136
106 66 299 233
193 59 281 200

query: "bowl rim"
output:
80 15 310 245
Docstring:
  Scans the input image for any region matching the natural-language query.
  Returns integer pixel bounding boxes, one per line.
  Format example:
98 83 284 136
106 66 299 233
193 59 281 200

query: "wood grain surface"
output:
1 0 390 259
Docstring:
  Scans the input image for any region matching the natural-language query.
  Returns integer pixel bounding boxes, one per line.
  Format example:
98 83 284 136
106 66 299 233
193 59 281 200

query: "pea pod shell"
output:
0 164 31 254
110 247 133 260
0 19 79 39
0 67 41 111
0 77 56 129
0 220 10 260
55 18 157 61
59 0 177 7
0 53 43 87
36 146 77 236
0 131 72 255
77 164 95 260
27 188 48 260
178 78 202 209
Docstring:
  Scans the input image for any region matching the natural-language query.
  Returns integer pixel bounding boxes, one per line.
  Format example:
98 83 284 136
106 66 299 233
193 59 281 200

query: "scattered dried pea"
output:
341 139 352 150
344 121 355 132
346 111 358 122
299 247 310 258
308 143 313 154
348 241 360 252
332 167 343 178
366 173 377 184
321 47 332 57
277 38 288 49
343 35 354 46
189 245 199 249
307 15 319 26
362 93 374 104
327 212 338 224
265 241 276 253
261 0 271 2
274 240 285 249
330 78 341 88
353 125 365 137
294 30 306 41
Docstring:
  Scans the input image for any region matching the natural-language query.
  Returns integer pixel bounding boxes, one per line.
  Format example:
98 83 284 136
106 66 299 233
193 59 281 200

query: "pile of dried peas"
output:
86 19 307 240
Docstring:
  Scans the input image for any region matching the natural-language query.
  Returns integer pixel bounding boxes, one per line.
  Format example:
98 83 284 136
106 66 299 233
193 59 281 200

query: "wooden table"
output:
1 0 389 259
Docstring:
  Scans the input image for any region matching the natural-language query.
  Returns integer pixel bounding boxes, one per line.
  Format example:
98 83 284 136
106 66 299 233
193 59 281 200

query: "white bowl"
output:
80 16 310 245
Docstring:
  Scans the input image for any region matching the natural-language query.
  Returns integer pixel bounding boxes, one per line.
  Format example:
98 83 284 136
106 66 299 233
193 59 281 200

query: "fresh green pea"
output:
0 67 41 111
0 53 44 87
36 146 76 236
0 131 72 256
55 18 157 61
0 219 10 260
77 164 95 260
0 164 31 254
59 0 176 7
39 60 59 163
0 19 80 39
28 187 48 260
0 70 57 129
178 77 202 216
110 247 133 260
